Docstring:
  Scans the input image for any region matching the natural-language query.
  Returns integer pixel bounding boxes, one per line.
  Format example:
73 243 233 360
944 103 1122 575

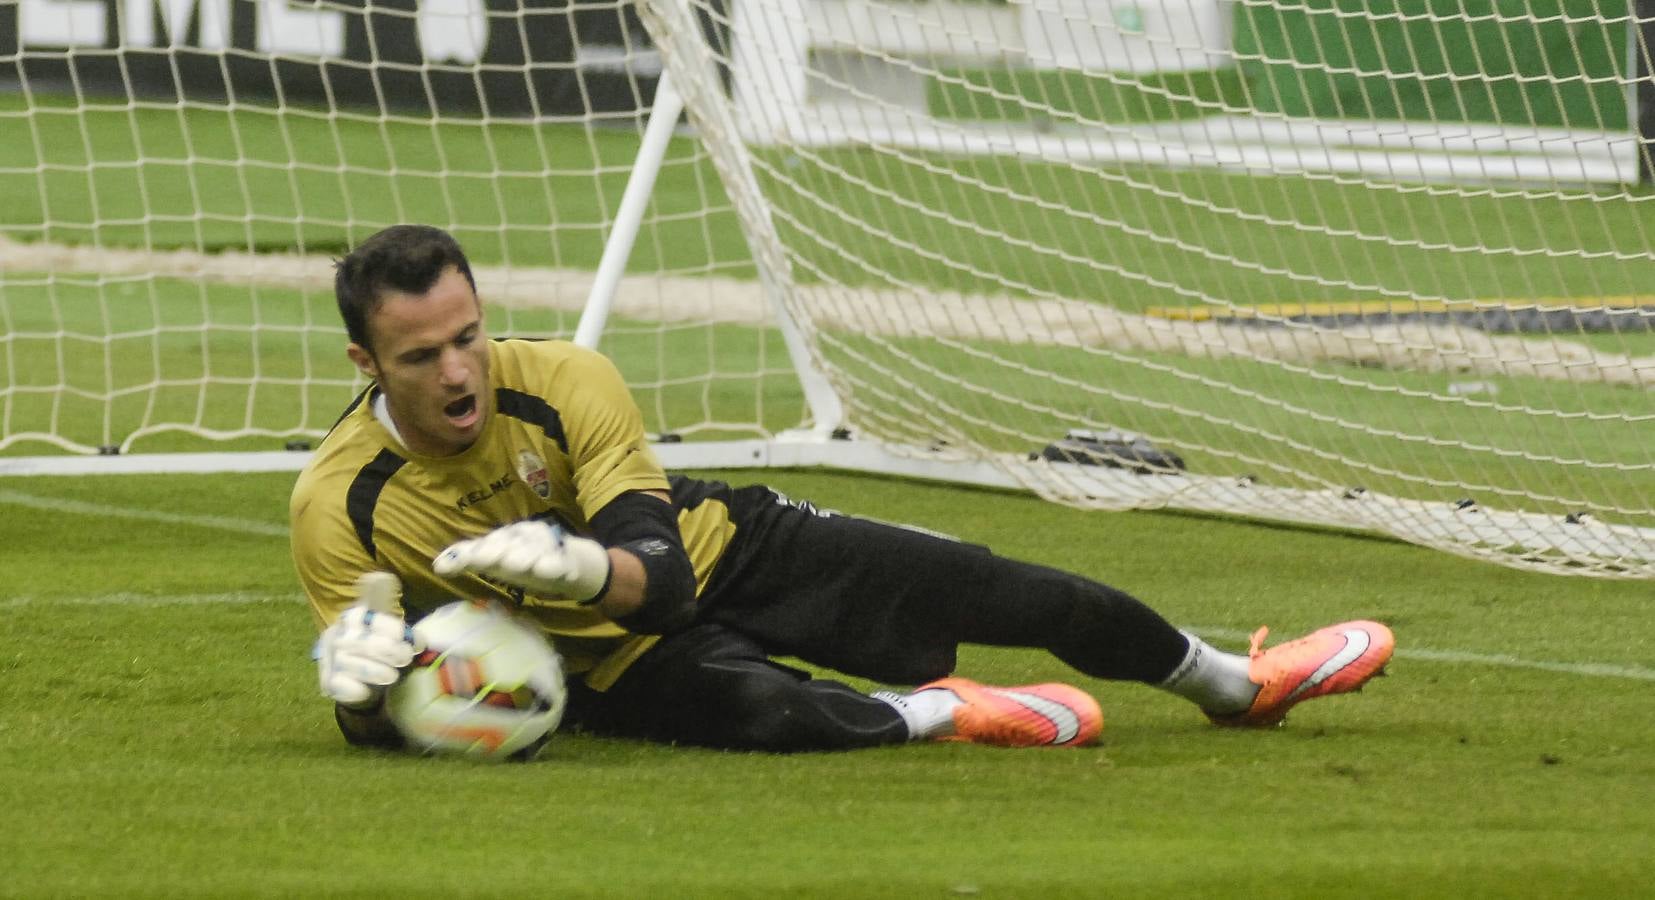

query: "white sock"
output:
872 688 964 740
1157 632 1259 714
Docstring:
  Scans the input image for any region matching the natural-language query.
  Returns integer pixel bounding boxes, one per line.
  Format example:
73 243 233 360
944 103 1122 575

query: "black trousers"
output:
563 480 1189 752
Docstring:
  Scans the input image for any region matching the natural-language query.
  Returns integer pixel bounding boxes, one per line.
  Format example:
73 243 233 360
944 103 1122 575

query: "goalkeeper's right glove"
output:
315 572 424 709
434 520 612 603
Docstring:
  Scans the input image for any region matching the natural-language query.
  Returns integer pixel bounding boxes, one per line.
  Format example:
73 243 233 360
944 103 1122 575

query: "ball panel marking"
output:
384 600 566 760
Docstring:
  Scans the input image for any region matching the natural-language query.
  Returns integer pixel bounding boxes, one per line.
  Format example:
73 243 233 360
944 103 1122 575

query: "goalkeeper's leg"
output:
699 493 1390 725
562 623 1104 751
937 553 1393 725
700 500 1199 686
563 623 911 752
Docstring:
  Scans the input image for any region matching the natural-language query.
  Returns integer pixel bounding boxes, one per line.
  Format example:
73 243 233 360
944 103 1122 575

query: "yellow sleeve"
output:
556 347 671 519
290 478 384 632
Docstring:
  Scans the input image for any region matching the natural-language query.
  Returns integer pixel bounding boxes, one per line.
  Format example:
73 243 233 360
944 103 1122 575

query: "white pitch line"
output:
1395 647 1655 681
1190 626 1655 682
0 599 1647 682
0 592 303 609
0 488 288 537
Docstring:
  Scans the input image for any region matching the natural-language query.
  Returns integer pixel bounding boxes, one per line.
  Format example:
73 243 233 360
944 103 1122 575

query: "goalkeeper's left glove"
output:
434 520 612 603
315 572 424 709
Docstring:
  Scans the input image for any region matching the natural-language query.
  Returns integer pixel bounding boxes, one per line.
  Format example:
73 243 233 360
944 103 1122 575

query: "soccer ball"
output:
385 599 567 760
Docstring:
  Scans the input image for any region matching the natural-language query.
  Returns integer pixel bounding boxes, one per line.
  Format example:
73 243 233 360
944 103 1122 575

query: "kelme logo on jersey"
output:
517 450 551 499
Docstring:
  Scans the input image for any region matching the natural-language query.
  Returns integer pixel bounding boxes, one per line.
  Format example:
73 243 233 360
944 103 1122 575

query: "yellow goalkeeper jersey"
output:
290 339 736 689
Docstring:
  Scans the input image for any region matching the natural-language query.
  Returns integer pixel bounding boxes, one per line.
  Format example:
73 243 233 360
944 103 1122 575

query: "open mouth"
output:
443 394 477 423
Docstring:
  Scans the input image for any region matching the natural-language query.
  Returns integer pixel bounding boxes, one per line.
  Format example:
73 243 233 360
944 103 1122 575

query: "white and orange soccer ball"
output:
385 599 566 760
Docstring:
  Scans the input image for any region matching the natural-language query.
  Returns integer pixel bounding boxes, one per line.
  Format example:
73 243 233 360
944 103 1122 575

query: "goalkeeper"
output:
294 224 1394 753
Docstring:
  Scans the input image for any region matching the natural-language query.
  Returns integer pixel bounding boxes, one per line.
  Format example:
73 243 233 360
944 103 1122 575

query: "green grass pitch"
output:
1 467 1652 897
2 84 1652 896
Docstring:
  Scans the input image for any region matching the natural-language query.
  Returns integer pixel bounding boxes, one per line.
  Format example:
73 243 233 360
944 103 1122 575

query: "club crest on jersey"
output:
517 450 551 499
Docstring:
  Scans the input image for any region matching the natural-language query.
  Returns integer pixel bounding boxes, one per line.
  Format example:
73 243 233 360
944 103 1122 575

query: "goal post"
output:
1 0 1652 577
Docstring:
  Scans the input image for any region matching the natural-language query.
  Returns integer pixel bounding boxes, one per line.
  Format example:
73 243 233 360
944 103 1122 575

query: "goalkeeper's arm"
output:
435 490 697 634
586 489 697 633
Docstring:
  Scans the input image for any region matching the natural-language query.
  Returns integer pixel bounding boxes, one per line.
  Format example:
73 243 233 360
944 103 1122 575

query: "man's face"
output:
346 266 491 457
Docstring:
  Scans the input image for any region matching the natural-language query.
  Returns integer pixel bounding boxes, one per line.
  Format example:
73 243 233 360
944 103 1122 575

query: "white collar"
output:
371 390 408 451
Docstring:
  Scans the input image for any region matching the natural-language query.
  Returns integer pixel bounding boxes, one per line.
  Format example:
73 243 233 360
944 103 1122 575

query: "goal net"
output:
2 0 1651 576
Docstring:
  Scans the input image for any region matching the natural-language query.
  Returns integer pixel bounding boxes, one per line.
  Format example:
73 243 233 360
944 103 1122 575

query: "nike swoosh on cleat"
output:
997 689 1082 744
1283 629 1372 703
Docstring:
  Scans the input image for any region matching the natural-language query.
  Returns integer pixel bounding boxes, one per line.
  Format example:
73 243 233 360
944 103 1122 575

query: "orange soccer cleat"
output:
1207 620 1395 727
920 677 1103 747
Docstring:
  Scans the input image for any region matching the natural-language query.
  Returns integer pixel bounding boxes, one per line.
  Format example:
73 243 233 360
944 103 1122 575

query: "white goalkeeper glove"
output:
433 520 612 603
316 572 424 709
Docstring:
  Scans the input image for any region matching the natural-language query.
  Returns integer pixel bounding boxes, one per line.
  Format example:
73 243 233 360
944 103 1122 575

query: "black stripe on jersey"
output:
346 448 408 558
495 388 569 453
325 385 375 438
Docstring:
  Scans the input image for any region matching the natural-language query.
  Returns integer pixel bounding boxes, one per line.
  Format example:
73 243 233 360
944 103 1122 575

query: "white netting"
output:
2 0 1651 575
635 0 1654 575
0 0 799 454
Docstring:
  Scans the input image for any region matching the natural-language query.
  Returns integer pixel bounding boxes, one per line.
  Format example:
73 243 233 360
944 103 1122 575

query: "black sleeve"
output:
588 490 698 634
334 700 406 751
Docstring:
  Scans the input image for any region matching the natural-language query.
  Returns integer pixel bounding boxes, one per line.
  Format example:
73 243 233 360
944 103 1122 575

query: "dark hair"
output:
333 224 478 352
